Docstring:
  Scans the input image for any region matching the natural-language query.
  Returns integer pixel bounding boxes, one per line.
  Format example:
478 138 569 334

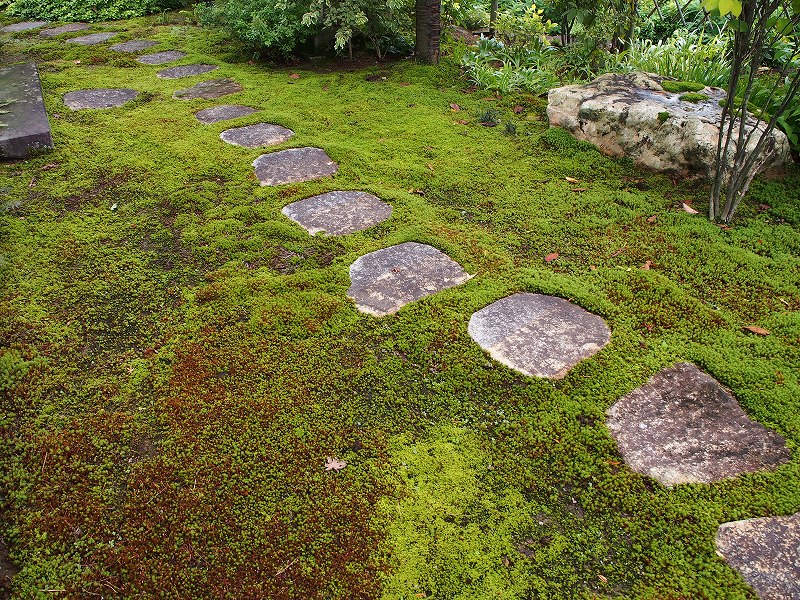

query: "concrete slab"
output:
157 64 217 79
137 50 186 65
173 78 242 100
39 23 88 37
194 104 257 124
63 88 138 110
66 32 117 45
282 191 392 236
0 63 53 159
220 123 294 148
1 21 48 33
109 40 158 53
252 147 337 186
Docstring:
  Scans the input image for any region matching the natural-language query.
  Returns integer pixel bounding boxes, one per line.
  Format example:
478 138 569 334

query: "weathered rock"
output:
136 50 186 65
253 147 337 186
348 242 472 316
173 78 242 100
1 21 48 33
547 72 791 180
39 23 88 37
220 123 294 148
606 362 790 486
194 104 258 124
157 64 217 79
716 512 800 599
282 191 392 236
468 293 611 379
63 88 138 110
0 63 54 159
109 39 158 53
66 32 117 45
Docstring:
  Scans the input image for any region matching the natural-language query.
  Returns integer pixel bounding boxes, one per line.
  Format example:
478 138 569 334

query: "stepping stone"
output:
606 362 790 486
468 293 611 379
194 104 257 124
63 88 138 110
220 123 294 148
173 78 242 100
137 50 186 65
109 39 158 53
66 32 118 45
252 147 338 186
283 191 392 236
347 242 472 316
716 513 800 599
0 63 54 158
1 21 48 33
40 23 88 37
157 64 218 79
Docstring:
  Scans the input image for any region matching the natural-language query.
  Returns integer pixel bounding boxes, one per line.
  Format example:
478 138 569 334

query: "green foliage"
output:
7 0 183 21
749 75 800 153
539 126 598 151
460 37 560 94
657 110 671 122
662 79 706 93
494 5 555 49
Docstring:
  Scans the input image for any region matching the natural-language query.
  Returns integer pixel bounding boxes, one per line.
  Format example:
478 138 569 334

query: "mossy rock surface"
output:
662 80 706 93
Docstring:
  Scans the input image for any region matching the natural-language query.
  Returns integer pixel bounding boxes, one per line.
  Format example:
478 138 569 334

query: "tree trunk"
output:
415 0 441 64
489 0 499 36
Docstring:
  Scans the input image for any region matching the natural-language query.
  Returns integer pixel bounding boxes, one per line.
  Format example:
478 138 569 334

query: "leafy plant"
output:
7 0 183 21
460 36 559 93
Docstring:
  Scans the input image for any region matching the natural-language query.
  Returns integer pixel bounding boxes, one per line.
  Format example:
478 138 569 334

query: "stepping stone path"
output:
109 39 158 53
606 362 790 486
157 64 218 79
66 32 118 45
347 242 472 316
63 89 138 110
253 147 337 186
40 23 88 37
195 104 257 124
0 63 54 158
1 21 48 33
468 293 610 379
220 123 294 148
137 50 186 65
716 512 800 599
283 191 392 236
174 78 242 100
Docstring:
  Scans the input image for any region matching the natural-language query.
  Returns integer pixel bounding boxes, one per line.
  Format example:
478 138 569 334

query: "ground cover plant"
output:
0 13 799 599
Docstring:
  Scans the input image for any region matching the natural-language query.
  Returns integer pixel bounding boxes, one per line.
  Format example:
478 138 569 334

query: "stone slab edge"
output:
0 62 54 159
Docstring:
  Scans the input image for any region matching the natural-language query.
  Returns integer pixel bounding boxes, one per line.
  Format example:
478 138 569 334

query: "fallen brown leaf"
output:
455 119 469 125
590 265 598 271
646 215 657 223
743 325 770 336
289 73 300 79
598 574 608 584
610 247 626 257
682 202 699 214
324 456 346 471
450 103 461 111
426 163 435 172
565 176 579 183
513 105 524 114
481 97 497 101
641 260 652 270
545 252 559 263
399 82 411 87
572 187 588 193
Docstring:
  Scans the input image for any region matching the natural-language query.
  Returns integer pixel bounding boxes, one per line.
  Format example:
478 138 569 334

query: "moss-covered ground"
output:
1 15 799 600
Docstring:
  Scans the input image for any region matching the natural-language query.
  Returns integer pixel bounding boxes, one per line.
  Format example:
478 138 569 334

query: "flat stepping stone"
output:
66 32 118 45
220 123 294 148
606 362 790 486
2 21 48 33
283 191 392 236
468 293 611 379
173 78 242 100
63 88 138 110
109 40 158 53
137 50 186 65
194 104 257 124
347 242 472 316
157 64 218 79
0 63 54 158
40 23 88 37
252 147 337 186
716 513 800 599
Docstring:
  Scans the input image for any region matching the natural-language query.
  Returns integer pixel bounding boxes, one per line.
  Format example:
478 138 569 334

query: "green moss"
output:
662 80 706 93
658 111 671 123
679 92 710 103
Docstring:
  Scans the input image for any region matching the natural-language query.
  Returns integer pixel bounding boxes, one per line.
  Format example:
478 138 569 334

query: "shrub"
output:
7 0 184 21
460 36 559 94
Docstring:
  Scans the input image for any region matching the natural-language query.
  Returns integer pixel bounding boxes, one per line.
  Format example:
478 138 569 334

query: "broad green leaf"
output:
702 0 720 12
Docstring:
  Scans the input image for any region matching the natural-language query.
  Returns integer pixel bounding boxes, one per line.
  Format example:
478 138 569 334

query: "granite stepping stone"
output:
157 64 217 79
137 50 186 65
173 78 242 100
0 63 54 158
194 104 257 124
220 123 294 148
40 23 88 37
66 32 118 45
109 39 158 53
1 21 48 33
606 362 790 486
283 191 392 236
716 512 800 599
347 242 472 316
63 89 138 110
252 147 337 186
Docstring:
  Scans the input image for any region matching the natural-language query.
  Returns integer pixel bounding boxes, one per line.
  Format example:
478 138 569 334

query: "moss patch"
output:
662 80 706 93
679 92 709 103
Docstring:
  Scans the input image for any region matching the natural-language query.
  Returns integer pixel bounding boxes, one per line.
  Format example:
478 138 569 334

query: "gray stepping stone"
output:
716 513 800 600
66 32 118 45
347 242 472 316
220 123 294 148
252 147 338 186
0 63 54 158
40 23 88 37
2 21 48 33
173 78 242 100
283 191 392 236
468 293 611 379
606 362 790 486
157 64 218 79
63 88 138 110
194 104 257 124
109 39 158 53
137 50 186 65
